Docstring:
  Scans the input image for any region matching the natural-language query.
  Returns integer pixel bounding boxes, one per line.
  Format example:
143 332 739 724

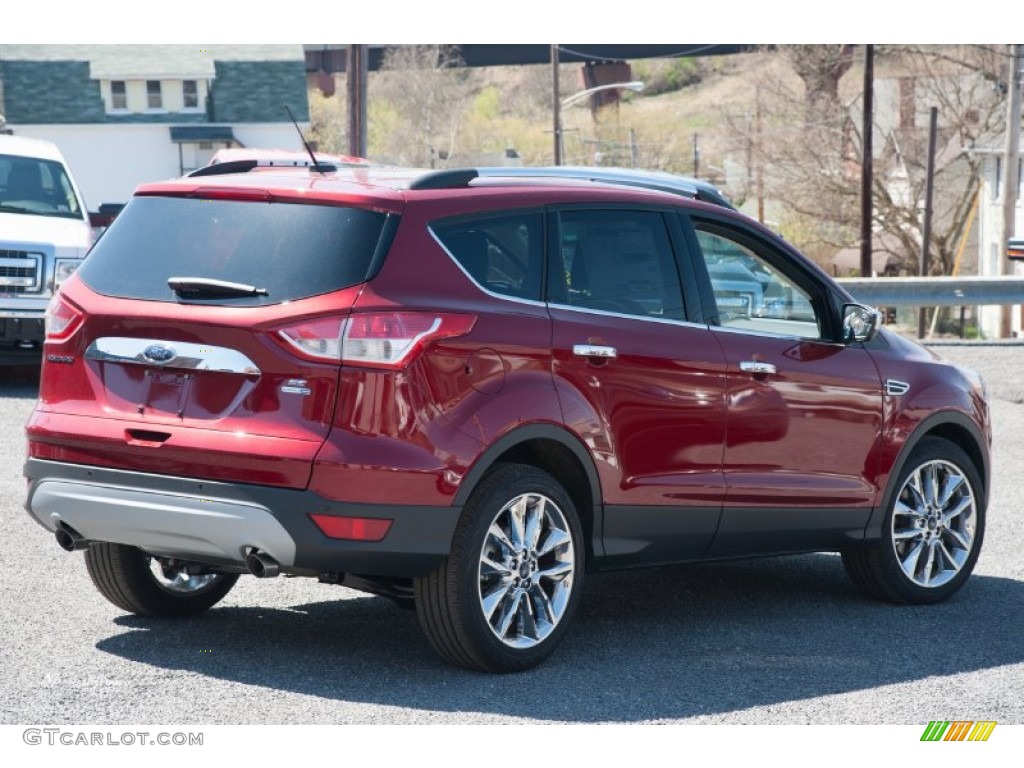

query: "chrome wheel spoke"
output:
936 540 958 570
524 497 544 552
487 524 516 557
149 559 217 593
481 555 512 577
894 499 923 520
477 490 576 650
507 497 528 550
518 593 539 641
891 458 977 589
496 591 524 638
528 584 556 627
923 464 940 508
922 542 937 584
537 527 571 556
942 496 973 527
899 541 926 581
537 560 573 581
905 473 927 511
938 473 965 508
945 526 972 553
481 583 508 620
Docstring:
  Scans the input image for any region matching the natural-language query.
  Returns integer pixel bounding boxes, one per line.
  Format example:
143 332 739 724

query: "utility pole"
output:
346 44 368 158
756 86 764 223
693 133 700 177
919 106 938 339
1000 44 1022 339
552 44 562 166
860 44 874 278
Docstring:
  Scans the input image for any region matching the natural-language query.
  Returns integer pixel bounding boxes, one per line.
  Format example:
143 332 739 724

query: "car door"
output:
681 213 884 557
546 206 728 566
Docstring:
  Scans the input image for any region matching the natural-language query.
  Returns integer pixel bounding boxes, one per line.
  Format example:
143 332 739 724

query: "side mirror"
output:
842 303 879 343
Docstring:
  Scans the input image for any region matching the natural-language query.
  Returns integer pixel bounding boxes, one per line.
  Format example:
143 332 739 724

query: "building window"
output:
183 80 198 109
110 80 127 110
147 80 162 109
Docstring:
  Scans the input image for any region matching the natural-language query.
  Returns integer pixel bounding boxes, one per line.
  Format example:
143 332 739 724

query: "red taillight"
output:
276 316 346 362
275 312 475 369
343 312 476 369
310 514 392 541
45 294 84 341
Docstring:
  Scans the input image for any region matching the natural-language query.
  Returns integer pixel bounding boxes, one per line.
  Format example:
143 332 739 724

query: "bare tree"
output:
370 45 476 167
727 45 1005 272
307 88 346 154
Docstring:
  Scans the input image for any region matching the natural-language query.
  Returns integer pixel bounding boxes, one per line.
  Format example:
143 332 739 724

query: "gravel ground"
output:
1 344 1022 726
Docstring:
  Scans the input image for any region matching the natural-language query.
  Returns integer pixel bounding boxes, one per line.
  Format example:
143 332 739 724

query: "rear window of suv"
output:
77 195 389 306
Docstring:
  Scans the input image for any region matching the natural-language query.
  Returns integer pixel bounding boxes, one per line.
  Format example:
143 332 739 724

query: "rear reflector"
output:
310 514 393 542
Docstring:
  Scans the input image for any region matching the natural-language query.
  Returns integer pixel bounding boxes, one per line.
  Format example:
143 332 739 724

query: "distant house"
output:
0 44 310 207
973 149 1023 338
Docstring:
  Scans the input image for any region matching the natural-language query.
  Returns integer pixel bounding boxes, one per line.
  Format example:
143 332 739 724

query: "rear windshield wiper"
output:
168 277 269 298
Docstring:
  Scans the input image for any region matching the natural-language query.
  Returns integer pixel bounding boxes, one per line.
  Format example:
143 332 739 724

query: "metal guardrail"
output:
837 277 1024 307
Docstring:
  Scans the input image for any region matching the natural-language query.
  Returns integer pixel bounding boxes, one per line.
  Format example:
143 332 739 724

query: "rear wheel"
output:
415 463 585 672
84 543 238 617
843 437 985 604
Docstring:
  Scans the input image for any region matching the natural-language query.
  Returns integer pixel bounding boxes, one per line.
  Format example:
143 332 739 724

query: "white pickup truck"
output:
0 135 92 364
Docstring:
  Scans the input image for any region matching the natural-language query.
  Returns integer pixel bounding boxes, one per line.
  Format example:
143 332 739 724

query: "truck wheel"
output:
415 464 585 672
843 437 985 604
84 542 238 617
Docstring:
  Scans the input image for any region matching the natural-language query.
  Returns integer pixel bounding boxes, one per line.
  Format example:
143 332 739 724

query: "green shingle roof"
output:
0 45 307 125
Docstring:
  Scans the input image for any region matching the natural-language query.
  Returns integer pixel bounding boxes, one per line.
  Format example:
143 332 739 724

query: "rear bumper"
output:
24 458 461 578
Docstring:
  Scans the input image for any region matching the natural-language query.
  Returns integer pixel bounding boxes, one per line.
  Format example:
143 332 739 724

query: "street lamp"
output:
554 81 645 165
561 81 645 109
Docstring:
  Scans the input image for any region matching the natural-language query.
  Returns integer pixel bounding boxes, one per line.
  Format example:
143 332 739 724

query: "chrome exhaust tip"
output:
245 550 280 578
55 524 89 552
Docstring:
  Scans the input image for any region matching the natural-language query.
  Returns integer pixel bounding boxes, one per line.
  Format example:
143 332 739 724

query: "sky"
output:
0 2 995 45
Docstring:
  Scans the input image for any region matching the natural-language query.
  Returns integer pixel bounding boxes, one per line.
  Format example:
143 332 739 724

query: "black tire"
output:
414 463 585 672
84 543 238 618
842 436 985 604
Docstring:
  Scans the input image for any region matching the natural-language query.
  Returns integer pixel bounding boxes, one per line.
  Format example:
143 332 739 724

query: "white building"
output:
0 45 310 209
975 150 1023 338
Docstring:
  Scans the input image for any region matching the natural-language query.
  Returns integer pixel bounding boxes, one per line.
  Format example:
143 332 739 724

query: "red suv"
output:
24 163 991 672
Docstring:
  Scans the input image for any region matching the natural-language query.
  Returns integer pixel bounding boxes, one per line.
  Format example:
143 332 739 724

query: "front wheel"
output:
415 463 585 672
842 436 985 604
84 543 238 617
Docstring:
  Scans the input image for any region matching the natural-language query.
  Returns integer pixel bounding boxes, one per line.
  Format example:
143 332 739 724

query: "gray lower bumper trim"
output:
30 480 297 566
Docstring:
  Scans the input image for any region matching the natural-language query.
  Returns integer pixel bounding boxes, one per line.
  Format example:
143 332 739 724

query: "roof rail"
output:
407 165 733 208
187 158 339 178
188 159 259 177
408 168 479 190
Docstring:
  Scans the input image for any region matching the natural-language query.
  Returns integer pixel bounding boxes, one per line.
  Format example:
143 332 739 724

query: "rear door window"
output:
548 209 685 320
76 195 389 306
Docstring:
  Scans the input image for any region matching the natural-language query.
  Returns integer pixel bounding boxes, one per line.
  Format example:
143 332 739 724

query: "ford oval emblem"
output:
142 343 176 364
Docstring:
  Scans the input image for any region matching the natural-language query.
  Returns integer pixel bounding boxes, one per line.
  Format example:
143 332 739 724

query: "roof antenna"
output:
285 105 335 174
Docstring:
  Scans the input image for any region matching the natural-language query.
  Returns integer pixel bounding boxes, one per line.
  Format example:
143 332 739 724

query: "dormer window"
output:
111 81 127 110
146 80 162 110
183 80 198 109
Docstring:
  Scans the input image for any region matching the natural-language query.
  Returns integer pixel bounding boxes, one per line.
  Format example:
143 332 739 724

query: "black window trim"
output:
680 211 845 342
544 204 689 324
427 206 549 306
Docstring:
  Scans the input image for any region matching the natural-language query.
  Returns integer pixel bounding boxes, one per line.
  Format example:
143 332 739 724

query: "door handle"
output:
573 344 618 359
740 360 777 375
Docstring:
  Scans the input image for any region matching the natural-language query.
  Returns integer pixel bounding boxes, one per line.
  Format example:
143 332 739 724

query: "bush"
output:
633 58 704 96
